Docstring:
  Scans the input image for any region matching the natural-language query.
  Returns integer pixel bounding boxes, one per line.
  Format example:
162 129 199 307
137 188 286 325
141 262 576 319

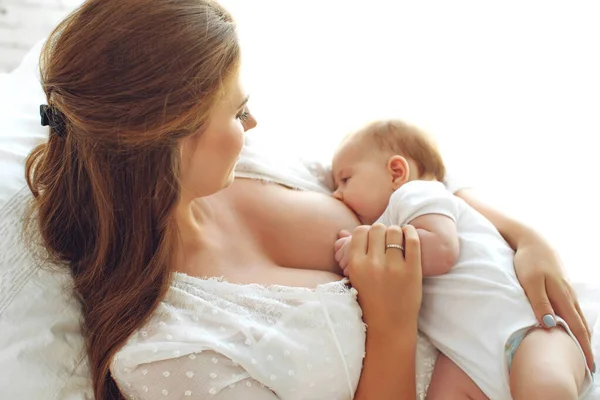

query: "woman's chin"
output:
223 170 236 188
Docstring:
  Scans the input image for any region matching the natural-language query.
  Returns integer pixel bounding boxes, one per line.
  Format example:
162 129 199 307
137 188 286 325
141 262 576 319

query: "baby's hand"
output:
334 230 352 275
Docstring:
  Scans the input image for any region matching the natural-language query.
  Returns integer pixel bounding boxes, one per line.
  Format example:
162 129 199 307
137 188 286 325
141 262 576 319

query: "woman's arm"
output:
348 224 423 400
354 326 418 400
455 188 594 371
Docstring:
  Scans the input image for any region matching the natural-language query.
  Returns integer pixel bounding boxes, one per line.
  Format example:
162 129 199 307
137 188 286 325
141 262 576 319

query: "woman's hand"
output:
455 188 594 371
345 223 422 332
513 232 594 371
348 223 423 400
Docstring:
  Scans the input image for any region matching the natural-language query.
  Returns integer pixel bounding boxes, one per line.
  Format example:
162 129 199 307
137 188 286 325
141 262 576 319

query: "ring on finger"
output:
386 243 404 252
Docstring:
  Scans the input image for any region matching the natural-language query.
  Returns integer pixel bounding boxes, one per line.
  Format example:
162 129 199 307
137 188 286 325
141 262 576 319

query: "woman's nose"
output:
243 114 257 131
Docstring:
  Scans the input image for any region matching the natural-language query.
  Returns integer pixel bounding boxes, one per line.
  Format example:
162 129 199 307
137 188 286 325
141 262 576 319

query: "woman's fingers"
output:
572 302 595 371
574 299 593 342
349 226 369 261
547 280 594 370
367 223 387 260
346 223 423 332
557 305 593 371
529 282 556 328
401 225 422 278
517 258 594 370
518 270 556 329
384 225 405 266
568 285 593 340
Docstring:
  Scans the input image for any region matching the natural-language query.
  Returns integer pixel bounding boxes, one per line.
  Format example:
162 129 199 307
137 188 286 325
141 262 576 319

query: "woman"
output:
25 0 592 399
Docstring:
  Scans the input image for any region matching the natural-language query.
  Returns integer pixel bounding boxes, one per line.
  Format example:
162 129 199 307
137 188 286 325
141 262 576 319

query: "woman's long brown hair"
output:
24 0 239 398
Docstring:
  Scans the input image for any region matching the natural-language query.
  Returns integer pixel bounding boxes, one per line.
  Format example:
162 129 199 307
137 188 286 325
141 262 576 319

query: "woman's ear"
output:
387 155 410 189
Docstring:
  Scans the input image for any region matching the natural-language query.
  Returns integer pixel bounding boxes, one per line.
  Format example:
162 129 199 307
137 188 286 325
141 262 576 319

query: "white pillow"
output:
0 40 47 209
0 40 93 399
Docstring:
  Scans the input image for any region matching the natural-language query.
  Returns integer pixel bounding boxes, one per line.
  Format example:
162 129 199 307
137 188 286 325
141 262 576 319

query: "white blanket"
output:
236 134 335 195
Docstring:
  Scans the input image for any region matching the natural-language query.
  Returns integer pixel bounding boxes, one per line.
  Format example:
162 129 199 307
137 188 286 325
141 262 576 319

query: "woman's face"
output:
179 72 256 200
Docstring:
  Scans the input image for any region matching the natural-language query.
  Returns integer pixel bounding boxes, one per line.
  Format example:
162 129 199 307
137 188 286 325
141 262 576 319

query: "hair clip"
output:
40 104 67 137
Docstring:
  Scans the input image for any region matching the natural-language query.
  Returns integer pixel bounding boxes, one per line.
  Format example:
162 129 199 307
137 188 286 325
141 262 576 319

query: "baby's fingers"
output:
334 237 347 252
338 230 351 239
340 251 349 270
335 248 343 264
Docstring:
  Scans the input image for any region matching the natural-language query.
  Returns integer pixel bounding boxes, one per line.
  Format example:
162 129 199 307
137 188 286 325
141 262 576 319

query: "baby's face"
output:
331 139 395 224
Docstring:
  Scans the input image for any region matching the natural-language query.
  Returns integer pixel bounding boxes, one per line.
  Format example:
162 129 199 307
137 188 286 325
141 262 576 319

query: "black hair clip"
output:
40 104 67 137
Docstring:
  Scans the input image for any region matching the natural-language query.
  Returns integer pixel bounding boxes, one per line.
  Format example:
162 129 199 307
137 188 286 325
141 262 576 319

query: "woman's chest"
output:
165 281 367 399
231 301 366 399
180 179 360 283
230 179 359 272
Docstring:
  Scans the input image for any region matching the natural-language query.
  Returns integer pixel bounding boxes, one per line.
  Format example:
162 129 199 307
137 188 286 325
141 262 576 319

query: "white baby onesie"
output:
376 180 592 399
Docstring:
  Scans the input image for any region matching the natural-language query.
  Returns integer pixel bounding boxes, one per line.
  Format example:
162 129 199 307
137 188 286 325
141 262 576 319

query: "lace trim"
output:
416 334 438 400
233 172 307 192
172 272 354 297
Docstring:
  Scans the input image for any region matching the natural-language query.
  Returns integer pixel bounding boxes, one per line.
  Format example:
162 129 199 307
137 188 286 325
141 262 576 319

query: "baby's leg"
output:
427 353 489 400
510 327 586 400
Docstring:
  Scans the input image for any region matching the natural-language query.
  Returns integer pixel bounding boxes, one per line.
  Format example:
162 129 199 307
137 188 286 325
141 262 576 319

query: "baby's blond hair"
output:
350 119 446 181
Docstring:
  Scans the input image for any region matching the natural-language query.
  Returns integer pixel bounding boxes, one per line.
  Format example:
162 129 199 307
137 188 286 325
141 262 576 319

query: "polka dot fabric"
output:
111 273 439 399
111 273 367 399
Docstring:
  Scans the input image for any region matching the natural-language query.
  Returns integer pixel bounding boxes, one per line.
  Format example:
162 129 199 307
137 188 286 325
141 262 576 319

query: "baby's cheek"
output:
347 196 368 216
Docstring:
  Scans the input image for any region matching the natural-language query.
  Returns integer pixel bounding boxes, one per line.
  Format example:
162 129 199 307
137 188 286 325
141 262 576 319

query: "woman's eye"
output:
341 177 350 184
237 108 250 121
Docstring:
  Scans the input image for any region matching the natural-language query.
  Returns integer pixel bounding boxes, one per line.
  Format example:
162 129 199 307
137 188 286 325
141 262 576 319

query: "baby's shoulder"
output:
389 180 452 206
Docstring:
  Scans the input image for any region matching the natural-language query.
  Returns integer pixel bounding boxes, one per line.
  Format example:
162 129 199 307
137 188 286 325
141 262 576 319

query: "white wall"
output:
4 0 599 282
0 0 83 72
226 0 600 282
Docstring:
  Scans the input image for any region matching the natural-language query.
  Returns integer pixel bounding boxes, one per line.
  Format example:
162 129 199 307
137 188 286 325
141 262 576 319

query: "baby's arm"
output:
408 213 459 276
335 182 460 276
334 213 459 277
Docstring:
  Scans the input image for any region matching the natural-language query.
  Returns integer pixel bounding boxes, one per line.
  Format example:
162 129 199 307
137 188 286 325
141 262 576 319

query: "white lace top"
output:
111 273 439 399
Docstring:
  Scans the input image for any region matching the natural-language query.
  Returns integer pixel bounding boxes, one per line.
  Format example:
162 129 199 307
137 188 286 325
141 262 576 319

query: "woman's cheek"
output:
223 121 244 158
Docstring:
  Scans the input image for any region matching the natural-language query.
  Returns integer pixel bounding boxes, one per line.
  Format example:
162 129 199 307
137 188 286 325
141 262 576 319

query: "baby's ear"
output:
387 155 410 189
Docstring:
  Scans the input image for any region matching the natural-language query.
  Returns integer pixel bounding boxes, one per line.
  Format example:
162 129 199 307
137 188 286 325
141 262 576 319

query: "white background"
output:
3 0 599 282
226 0 600 283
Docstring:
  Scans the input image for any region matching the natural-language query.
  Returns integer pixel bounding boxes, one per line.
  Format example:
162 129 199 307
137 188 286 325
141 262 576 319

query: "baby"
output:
332 119 593 399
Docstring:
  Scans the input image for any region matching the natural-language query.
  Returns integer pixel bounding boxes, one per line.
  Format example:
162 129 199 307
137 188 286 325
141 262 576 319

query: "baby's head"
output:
332 119 445 224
